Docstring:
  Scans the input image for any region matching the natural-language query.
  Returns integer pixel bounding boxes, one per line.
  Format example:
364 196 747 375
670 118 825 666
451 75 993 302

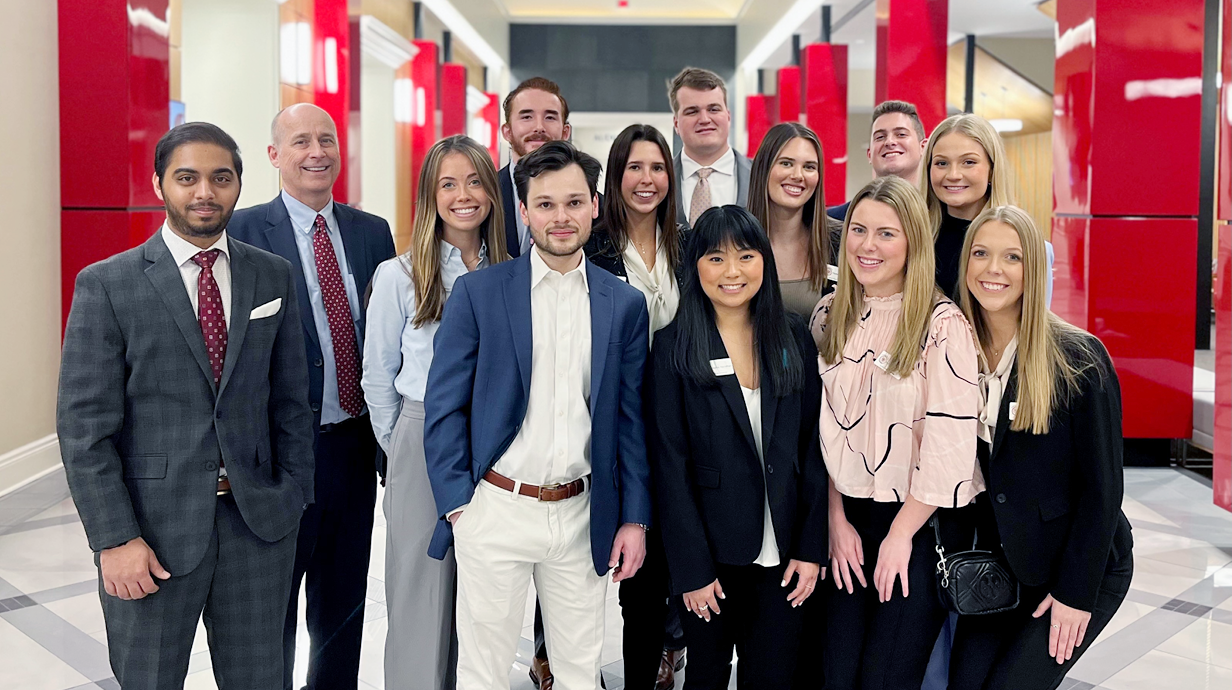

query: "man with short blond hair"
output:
666 66 751 228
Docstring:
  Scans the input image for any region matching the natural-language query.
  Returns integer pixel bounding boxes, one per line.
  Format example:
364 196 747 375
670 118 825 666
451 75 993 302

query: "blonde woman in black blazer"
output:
951 205 1132 690
647 206 827 689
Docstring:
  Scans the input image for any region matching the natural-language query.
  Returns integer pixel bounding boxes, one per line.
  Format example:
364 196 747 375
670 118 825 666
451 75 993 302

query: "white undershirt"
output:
742 385 781 567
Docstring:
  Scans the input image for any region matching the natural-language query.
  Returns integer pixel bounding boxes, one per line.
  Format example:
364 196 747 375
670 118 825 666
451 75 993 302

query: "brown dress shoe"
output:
655 648 686 690
529 655 554 690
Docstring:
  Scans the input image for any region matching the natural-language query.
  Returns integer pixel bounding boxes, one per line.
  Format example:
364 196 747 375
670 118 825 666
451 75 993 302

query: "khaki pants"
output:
452 480 607 690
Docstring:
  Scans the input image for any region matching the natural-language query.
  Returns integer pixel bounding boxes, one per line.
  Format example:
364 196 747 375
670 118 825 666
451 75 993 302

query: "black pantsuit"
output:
619 528 685 688
678 562 805 689
824 496 949 690
949 334 1133 690
283 416 378 690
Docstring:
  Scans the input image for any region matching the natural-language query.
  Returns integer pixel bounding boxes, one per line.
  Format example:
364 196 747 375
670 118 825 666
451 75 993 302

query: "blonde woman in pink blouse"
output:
809 176 983 690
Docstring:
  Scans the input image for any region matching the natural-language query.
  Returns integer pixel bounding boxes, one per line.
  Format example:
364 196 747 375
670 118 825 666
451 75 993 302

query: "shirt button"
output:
205 462 217 471
215 410 223 420
995 493 1007 504
311 403 321 413
314 358 324 367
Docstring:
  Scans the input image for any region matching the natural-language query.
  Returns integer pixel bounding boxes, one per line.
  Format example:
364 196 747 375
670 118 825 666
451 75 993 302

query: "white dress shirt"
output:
620 227 679 344
493 248 592 485
741 385 782 567
680 147 737 225
161 224 232 329
362 242 488 452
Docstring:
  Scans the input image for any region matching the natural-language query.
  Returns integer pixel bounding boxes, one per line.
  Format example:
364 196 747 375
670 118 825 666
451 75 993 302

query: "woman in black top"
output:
584 123 690 688
951 205 1133 690
647 206 826 689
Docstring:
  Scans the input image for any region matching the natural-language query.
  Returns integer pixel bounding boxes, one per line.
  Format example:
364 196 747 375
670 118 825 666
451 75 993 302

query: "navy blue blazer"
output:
423 252 653 575
228 195 396 427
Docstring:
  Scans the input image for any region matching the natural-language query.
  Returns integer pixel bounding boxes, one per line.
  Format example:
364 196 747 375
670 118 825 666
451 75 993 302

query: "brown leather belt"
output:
482 470 588 502
216 476 232 496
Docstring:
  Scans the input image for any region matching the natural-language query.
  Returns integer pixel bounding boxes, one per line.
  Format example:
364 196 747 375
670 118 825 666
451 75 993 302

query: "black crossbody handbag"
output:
931 514 1020 615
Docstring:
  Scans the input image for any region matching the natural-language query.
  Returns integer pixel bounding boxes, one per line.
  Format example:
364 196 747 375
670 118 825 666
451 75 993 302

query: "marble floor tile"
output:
1102 649 1232 690
1128 558 1210 600
0 616 91 689
1130 529 1232 572
1155 617 1232 670
41 592 105 637
0 521 97 594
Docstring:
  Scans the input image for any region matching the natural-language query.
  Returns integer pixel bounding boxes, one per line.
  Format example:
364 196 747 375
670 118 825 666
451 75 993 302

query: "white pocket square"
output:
250 298 282 320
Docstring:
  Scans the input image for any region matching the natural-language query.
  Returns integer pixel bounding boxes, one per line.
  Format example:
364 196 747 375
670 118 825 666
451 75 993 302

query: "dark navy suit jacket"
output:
423 251 653 575
228 195 396 430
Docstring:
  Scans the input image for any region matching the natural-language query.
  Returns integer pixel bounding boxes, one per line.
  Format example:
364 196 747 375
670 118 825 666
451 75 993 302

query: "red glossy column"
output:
482 92 501 164
1051 0 1204 439
1220 0 1232 222
410 40 438 212
776 66 801 124
1215 0 1231 510
58 0 169 328
802 43 848 208
313 0 351 204
440 64 468 137
874 0 947 135
746 94 776 157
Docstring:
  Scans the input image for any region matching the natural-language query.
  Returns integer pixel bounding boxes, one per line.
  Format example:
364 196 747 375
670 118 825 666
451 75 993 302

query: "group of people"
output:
56 64 1132 690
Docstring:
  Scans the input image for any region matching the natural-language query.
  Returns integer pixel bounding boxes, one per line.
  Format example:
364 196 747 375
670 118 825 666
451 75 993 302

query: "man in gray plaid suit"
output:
57 122 316 689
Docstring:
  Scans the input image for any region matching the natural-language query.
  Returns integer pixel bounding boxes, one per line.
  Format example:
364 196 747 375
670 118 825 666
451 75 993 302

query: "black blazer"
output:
647 317 828 594
583 223 690 286
228 195 397 428
978 334 1132 612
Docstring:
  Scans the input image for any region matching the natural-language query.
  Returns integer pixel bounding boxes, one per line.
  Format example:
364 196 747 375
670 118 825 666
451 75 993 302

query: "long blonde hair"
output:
921 113 1014 236
748 122 840 292
957 205 1103 433
407 135 511 327
820 176 939 378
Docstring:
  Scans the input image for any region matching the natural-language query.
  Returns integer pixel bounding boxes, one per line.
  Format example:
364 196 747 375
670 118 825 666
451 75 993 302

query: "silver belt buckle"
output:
537 482 561 501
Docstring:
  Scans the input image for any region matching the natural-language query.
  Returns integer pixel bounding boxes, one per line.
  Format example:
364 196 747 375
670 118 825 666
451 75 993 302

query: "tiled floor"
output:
0 467 1228 690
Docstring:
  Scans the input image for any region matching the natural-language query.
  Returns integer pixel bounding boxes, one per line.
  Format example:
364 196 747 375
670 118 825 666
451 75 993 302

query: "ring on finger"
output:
1051 623 1060 629
699 603 708 609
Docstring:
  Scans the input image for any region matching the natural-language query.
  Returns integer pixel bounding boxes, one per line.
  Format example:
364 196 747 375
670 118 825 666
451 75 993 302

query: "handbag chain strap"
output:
930 513 980 589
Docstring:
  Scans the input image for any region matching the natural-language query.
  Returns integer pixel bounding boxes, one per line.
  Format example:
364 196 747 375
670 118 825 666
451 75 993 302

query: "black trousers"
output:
619 528 686 689
678 562 804 690
283 416 377 690
824 497 949 690
949 542 1133 690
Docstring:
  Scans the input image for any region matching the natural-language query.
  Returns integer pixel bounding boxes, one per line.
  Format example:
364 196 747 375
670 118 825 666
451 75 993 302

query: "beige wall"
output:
0 2 61 455
845 111 874 200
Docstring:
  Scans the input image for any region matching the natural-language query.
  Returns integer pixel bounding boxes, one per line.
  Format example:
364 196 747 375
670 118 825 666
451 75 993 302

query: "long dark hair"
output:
598 124 680 270
747 122 839 292
671 205 804 395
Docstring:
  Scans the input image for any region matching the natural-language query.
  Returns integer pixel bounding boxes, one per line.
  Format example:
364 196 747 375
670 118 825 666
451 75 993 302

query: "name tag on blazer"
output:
873 351 902 379
710 358 735 376
250 298 282 320
1008 401 1018 421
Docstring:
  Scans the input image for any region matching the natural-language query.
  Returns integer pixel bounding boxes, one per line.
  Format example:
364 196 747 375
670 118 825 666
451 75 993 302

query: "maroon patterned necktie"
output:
192 250 227 387
312 214 364 417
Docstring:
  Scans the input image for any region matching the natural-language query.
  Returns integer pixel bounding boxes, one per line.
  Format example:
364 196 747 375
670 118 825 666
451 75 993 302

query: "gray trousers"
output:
100 493 297 689
384 400 458 690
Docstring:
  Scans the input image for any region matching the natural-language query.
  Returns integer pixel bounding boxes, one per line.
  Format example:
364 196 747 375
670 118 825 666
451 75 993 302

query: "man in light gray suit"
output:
668 67 752 229
57 122 315 689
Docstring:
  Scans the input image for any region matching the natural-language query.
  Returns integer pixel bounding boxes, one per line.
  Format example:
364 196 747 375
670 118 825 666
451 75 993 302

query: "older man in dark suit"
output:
228 103 395 690
58 122 316 689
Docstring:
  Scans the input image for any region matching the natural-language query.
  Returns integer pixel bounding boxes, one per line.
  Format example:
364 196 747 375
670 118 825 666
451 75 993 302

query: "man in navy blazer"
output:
425 141 651 689
227 104 395 690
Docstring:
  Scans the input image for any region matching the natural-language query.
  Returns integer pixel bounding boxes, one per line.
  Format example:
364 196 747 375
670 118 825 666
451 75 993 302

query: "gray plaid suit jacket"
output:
57 231 316 577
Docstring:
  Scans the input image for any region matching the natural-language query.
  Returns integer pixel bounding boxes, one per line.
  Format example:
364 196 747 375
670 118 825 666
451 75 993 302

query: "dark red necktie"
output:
312 214 364 418
192 250 227 387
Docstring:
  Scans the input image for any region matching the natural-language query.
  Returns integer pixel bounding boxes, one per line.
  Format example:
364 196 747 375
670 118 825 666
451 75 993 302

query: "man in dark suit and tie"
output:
228 103 396 690
498 77 572 259
424 141 651 689
668 67 752 229
58 122 316 689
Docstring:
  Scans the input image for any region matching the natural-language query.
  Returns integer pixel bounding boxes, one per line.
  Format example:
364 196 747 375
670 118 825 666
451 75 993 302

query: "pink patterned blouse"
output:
809 292 985 508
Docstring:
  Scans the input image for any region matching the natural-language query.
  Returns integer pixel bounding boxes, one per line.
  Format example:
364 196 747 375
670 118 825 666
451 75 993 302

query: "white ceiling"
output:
494 0 750 22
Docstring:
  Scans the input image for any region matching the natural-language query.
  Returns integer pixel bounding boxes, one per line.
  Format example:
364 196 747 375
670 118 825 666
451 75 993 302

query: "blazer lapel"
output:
262 197 321 353
217 241 255 397
143 234 218 390
499 165 521 258
708 327 759 456
504 255 534 399
735 153 751 206
761 353 779 453
990 369 1018 461
334 203 367 291
673 154 687 226
587 263 614 414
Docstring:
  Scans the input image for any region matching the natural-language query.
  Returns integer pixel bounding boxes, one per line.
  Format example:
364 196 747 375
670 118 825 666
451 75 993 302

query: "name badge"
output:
827 264 840 282
874 351 902 379
710 358 735 376
1008 402 1018 421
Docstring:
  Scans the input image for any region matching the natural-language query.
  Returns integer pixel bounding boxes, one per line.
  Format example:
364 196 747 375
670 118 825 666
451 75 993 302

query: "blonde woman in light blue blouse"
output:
361 135 510 690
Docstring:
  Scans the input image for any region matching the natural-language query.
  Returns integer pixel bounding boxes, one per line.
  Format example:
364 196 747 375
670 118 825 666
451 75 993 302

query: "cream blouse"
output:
809 293 985 508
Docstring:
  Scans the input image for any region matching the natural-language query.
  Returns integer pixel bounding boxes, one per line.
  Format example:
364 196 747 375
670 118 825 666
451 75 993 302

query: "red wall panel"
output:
411 40 439 211
746 94 776 158
483 92 501 164
874 0 947 135
802 43 848 208
441 64 468 138
61 211 164 327
1215 224 1231 511
313 0 351 204
1051 216 1197 438
776 66 801 124
1219 0 1231 222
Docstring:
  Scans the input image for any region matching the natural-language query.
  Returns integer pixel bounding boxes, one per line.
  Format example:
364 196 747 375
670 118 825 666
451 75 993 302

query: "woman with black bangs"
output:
646 205 827 689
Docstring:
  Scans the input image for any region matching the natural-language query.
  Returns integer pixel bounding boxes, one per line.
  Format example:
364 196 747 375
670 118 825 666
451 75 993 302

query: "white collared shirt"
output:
493 248 593 485
680 147 737 224
161 224 232 329
361 241 488 452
